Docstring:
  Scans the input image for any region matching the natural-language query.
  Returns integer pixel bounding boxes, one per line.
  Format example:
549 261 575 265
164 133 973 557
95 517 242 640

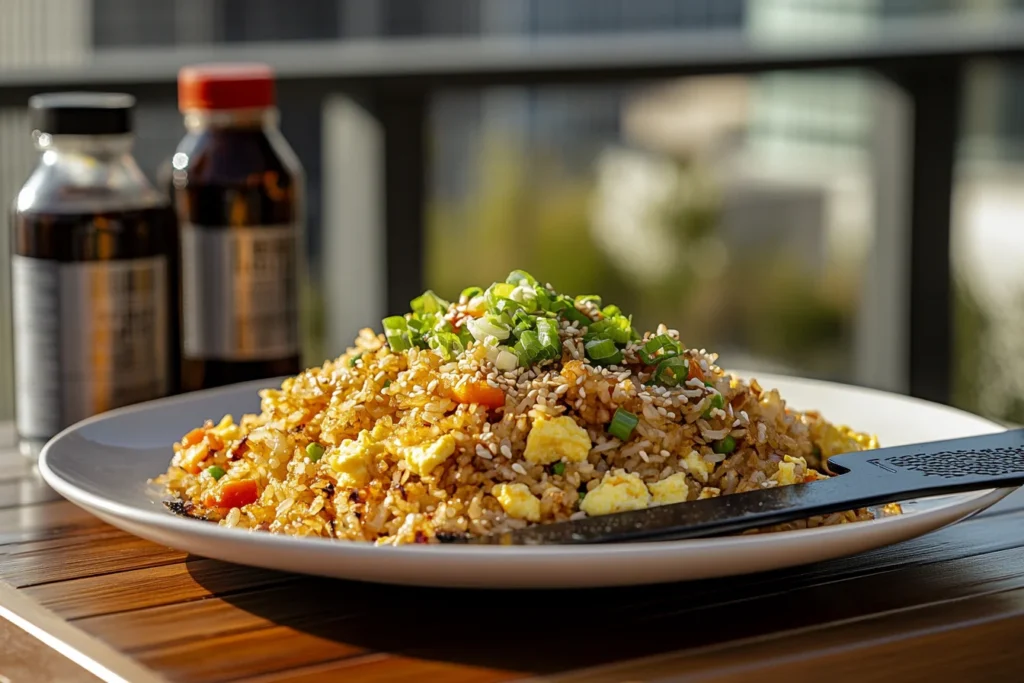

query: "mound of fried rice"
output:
158 275 899 545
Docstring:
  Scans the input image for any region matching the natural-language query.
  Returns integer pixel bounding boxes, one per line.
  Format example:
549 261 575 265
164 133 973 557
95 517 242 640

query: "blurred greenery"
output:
426 133 856 379
953 278 986 417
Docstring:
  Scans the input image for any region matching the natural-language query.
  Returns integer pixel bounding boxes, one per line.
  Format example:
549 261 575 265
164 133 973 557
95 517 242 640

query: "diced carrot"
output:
204 479 259 509
452 381 506 409
687 359 705 383
182 427 206 448
206 433 224 452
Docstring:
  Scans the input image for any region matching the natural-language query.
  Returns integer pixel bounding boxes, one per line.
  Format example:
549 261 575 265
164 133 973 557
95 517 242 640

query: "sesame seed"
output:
500 444 512 458
512 463 528 475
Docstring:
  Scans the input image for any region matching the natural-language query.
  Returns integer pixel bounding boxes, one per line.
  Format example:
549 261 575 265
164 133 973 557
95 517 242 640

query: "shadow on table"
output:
181 535 951 675
185 556 717 673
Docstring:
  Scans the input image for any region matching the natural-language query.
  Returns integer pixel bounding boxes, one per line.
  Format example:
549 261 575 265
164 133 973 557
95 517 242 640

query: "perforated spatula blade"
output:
457 428 1024 546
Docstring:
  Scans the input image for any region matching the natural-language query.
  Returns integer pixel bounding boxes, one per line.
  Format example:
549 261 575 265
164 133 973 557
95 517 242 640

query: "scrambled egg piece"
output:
492 483 541 522
813 422 879 459
405 434 457 477
648 473 690 506
524 416 591 465
327 430 384 488
697 487 721 500
211 415 242 442
776 454 807 486
682 450 714 483
580 469 650 516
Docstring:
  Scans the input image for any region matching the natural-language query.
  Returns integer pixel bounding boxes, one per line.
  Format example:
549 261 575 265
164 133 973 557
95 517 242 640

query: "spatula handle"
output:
467 429 1024 545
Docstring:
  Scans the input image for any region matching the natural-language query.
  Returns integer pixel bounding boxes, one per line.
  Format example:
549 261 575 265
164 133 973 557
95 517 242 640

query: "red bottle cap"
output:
178 63 276 111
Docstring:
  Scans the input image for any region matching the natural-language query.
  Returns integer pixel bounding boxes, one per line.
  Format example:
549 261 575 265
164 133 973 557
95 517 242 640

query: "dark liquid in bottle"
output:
12 203 181 451
174 125 301 392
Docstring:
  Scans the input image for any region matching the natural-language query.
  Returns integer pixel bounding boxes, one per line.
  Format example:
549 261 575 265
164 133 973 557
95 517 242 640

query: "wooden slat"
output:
0 580 164 683
0 615 101 683
135 625 367 683
22 559 297 620
561 589 1024 682
0 500 104 544
238 654 520 683
1 533 186 588
77 584 337 652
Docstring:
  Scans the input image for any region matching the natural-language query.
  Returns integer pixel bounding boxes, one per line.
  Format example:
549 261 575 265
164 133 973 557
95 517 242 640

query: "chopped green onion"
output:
533 286 553 311
509 288 539 312
495 348 519 371
382 379 392 388
639 334 683 365
382 316 413 352
467 316 511 342
484 282 516 311
460 286 483 302
428 332 465 360
505 270 538 286
349 353 363 367
494 296 525 316
206 465 226 481
585 315 635 344
608 407 639 441
552 296 593 326
579 491 587 503
702 393 725 418
514 308 534 325
551 461 566 476
536 318 560 359
713 436 737 455
651 356 688 387
585 338 623 365
575 294 602 307
410 290 449 314
516 330 545 364
602 304 622 317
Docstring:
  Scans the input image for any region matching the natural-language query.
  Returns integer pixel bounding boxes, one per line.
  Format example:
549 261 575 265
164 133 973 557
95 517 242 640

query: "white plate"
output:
39 371 1014 589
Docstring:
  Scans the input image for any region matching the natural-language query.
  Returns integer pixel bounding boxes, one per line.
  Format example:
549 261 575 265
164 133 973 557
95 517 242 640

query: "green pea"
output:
713 435 737 455
306 442 326 462
206 465 226 481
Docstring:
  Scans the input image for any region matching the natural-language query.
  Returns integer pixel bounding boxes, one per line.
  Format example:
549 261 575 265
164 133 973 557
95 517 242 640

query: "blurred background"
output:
2 0 1024 424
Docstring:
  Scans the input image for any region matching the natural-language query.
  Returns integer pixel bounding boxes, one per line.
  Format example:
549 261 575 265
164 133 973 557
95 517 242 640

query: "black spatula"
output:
461 428 1024 545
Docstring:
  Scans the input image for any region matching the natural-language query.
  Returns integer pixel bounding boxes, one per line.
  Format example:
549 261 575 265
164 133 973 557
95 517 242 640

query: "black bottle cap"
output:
28 92 135 136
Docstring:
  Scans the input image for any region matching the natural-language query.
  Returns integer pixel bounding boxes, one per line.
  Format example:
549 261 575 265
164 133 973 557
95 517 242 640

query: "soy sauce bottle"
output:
11 93 179 456
172 63 303 391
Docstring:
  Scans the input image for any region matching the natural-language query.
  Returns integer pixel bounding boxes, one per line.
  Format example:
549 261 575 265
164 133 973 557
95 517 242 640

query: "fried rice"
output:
157 271 899 545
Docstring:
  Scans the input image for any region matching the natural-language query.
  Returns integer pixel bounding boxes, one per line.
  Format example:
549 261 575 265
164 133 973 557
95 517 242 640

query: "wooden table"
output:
3 424 1024 682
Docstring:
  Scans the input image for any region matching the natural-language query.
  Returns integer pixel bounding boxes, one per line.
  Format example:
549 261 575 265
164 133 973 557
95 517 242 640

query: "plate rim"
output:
37 370 1016 562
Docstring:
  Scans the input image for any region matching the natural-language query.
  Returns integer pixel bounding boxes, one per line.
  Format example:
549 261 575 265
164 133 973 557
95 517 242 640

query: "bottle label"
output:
180 223 300 361
12 255 170 440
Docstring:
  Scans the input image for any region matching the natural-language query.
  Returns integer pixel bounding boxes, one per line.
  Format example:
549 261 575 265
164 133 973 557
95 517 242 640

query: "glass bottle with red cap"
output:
172 62 304 391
